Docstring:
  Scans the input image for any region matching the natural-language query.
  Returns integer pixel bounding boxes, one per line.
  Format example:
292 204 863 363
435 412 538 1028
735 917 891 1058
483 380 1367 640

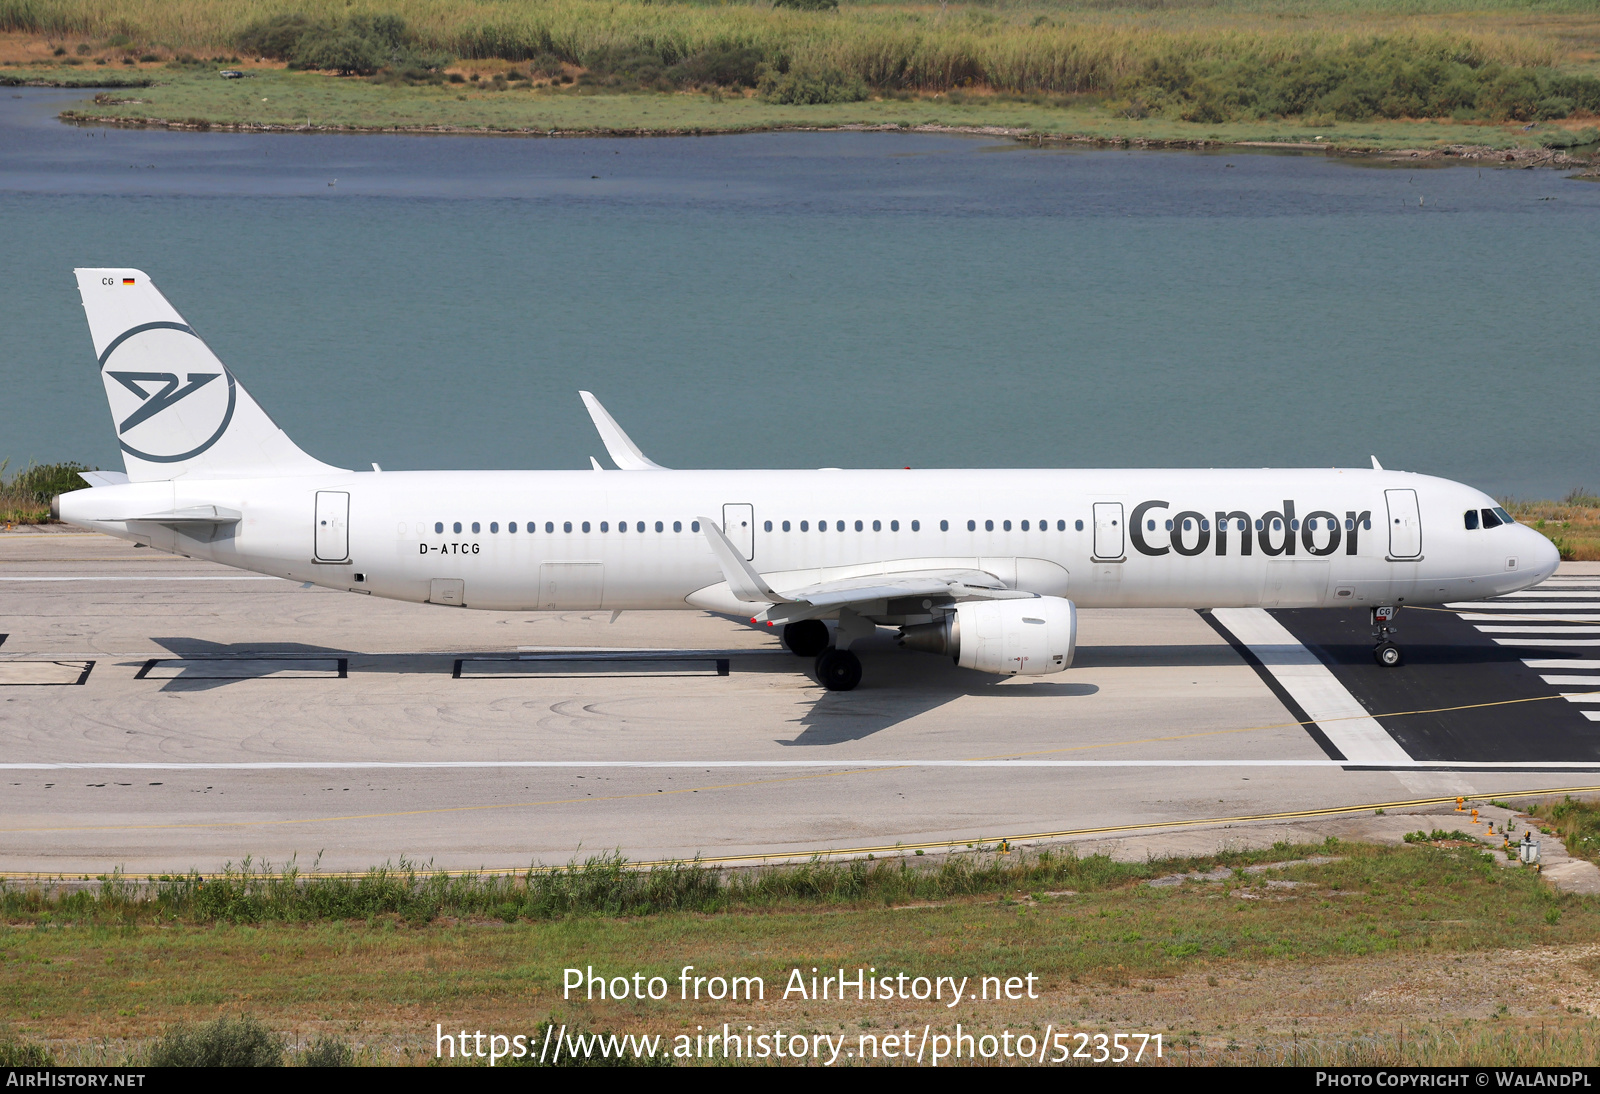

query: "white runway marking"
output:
1490 590 1600 599
1492 639 1600 647
5 759 1600 771
1476 626 1600 633
1447 603 1600 611
1460 613 1600 622
1210 608 1413 766
0 575 282 582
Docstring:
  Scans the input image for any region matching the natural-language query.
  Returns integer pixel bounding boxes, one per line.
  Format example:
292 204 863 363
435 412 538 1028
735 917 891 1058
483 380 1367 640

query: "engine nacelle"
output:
898 596 1077 676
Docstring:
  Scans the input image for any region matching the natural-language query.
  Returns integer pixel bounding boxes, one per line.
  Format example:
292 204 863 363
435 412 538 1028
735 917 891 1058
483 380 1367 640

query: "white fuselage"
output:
58 466 1559 621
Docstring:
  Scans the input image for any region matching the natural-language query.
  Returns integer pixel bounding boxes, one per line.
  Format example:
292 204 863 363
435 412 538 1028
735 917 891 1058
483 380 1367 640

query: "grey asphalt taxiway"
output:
3 531 1597 875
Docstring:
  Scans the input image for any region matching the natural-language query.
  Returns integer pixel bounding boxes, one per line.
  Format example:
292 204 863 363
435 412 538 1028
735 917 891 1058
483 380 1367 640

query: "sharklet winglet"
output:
580 392 668 470
696 516 793 605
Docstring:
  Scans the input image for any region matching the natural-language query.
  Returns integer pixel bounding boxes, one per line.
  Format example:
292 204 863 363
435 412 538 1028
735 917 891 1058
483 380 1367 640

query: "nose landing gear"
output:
1372 606 1402 667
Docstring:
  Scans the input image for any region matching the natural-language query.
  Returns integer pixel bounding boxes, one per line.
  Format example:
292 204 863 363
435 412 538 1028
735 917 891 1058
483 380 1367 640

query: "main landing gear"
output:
814 648 863 692
1371 605 1402 667
784 611 869 691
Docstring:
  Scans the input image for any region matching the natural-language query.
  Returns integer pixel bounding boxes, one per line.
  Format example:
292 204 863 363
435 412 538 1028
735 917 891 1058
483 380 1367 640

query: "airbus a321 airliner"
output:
53 269 1560 691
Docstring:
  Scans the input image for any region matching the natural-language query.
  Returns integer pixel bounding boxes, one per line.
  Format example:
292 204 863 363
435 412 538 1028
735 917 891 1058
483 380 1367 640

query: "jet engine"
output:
897 596 1077 676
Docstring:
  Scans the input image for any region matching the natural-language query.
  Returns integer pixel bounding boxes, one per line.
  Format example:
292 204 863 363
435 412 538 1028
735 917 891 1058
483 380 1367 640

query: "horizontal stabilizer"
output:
115 505 242 525
78 470 130 488
581 391 668 470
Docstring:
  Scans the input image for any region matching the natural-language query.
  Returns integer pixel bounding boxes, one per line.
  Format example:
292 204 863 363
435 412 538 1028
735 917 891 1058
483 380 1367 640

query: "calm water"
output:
1 88 1596 497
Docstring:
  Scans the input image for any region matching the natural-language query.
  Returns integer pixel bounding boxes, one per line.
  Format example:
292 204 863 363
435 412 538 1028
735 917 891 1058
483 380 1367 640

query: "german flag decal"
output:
122 277 135 285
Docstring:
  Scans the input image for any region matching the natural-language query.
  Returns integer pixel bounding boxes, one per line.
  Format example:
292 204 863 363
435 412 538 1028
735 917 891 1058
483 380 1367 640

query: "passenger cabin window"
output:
782 520 791 532
1073 520 1082 531
986 520 994 532
490 522 499 533
691 521 700 532
967 520 976 532
872 520 881 531
836 521 845 532
509 522 517 533
656 521 664 532
582 522 591 533
890 520 899 531
855 520 864 532
941 520 949 531
435 522 444 534
453 522 462 534
1003 520 1012 531
800 521 809 532
673 521 682 532
911 520 920 532
1464 510 1480 530
1480 508 1502 529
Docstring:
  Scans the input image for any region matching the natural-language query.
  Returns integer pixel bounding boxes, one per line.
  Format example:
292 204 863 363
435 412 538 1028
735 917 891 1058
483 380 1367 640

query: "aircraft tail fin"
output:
75 268 344 482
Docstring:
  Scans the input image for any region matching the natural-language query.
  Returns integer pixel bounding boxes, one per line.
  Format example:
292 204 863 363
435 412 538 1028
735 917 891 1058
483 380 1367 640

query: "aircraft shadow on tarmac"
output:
139 636 1254 752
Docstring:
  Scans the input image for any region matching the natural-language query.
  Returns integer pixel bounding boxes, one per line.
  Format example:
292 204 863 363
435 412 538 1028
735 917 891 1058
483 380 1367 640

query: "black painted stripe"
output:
1198 609 1349 762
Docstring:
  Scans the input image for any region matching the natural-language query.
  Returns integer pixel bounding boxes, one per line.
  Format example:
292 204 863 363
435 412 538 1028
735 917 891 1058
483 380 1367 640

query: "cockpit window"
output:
1480 508 1502 529
1493 506 1514 525
1464 509 1479 530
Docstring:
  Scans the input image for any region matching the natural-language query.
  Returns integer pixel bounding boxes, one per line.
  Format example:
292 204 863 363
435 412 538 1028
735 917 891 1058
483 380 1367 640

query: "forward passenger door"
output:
1092 502 1124 561
1385 489 1422 559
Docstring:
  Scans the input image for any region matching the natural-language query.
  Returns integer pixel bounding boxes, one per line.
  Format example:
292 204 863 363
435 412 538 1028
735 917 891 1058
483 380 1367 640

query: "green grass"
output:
1528 796 1600 865
1504 490 1600 561
1 844 1316 924
28 64 1583 151
4 0 1599 129
2 841 1593 1065
0 460 89 525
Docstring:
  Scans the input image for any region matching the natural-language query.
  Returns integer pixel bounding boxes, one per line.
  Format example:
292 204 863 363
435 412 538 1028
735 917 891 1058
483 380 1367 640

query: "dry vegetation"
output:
2 0 1598 126
1508 490 1600 562
5 840 1600 1065
0 461 88 526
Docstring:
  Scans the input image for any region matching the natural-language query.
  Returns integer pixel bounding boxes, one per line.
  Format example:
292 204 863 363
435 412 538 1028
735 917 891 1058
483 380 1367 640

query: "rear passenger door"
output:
314 491 349 562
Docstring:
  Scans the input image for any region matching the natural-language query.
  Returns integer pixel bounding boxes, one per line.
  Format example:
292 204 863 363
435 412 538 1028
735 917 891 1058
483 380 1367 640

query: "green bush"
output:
773 0 839 10
236 13 316 61
759 67 867 104
674 46 766 89
235 12 436 76
1118 40 1600 124
148 1016 284 1067
297 1034 353 1067
0 1039 56 1066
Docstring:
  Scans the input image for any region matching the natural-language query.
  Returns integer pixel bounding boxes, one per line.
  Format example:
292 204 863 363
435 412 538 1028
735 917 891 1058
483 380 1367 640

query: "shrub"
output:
759 66 867 104
149 1016 283 1067
673 46 765 89
0 1039 55 1066
578 45 675 91
297 1035 353 1067
236 12 432 76
236 13 316 61
773 0 839 9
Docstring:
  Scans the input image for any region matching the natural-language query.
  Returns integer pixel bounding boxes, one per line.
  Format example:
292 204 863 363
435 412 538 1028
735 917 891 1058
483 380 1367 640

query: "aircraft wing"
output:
696 518 1035 623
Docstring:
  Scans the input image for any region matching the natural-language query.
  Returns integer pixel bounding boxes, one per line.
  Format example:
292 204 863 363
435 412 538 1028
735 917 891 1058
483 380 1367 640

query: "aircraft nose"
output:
1525 525 1562 582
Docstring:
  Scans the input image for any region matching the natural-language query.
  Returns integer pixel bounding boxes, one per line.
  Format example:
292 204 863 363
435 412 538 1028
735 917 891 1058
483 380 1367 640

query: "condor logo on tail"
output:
98 321 236 463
